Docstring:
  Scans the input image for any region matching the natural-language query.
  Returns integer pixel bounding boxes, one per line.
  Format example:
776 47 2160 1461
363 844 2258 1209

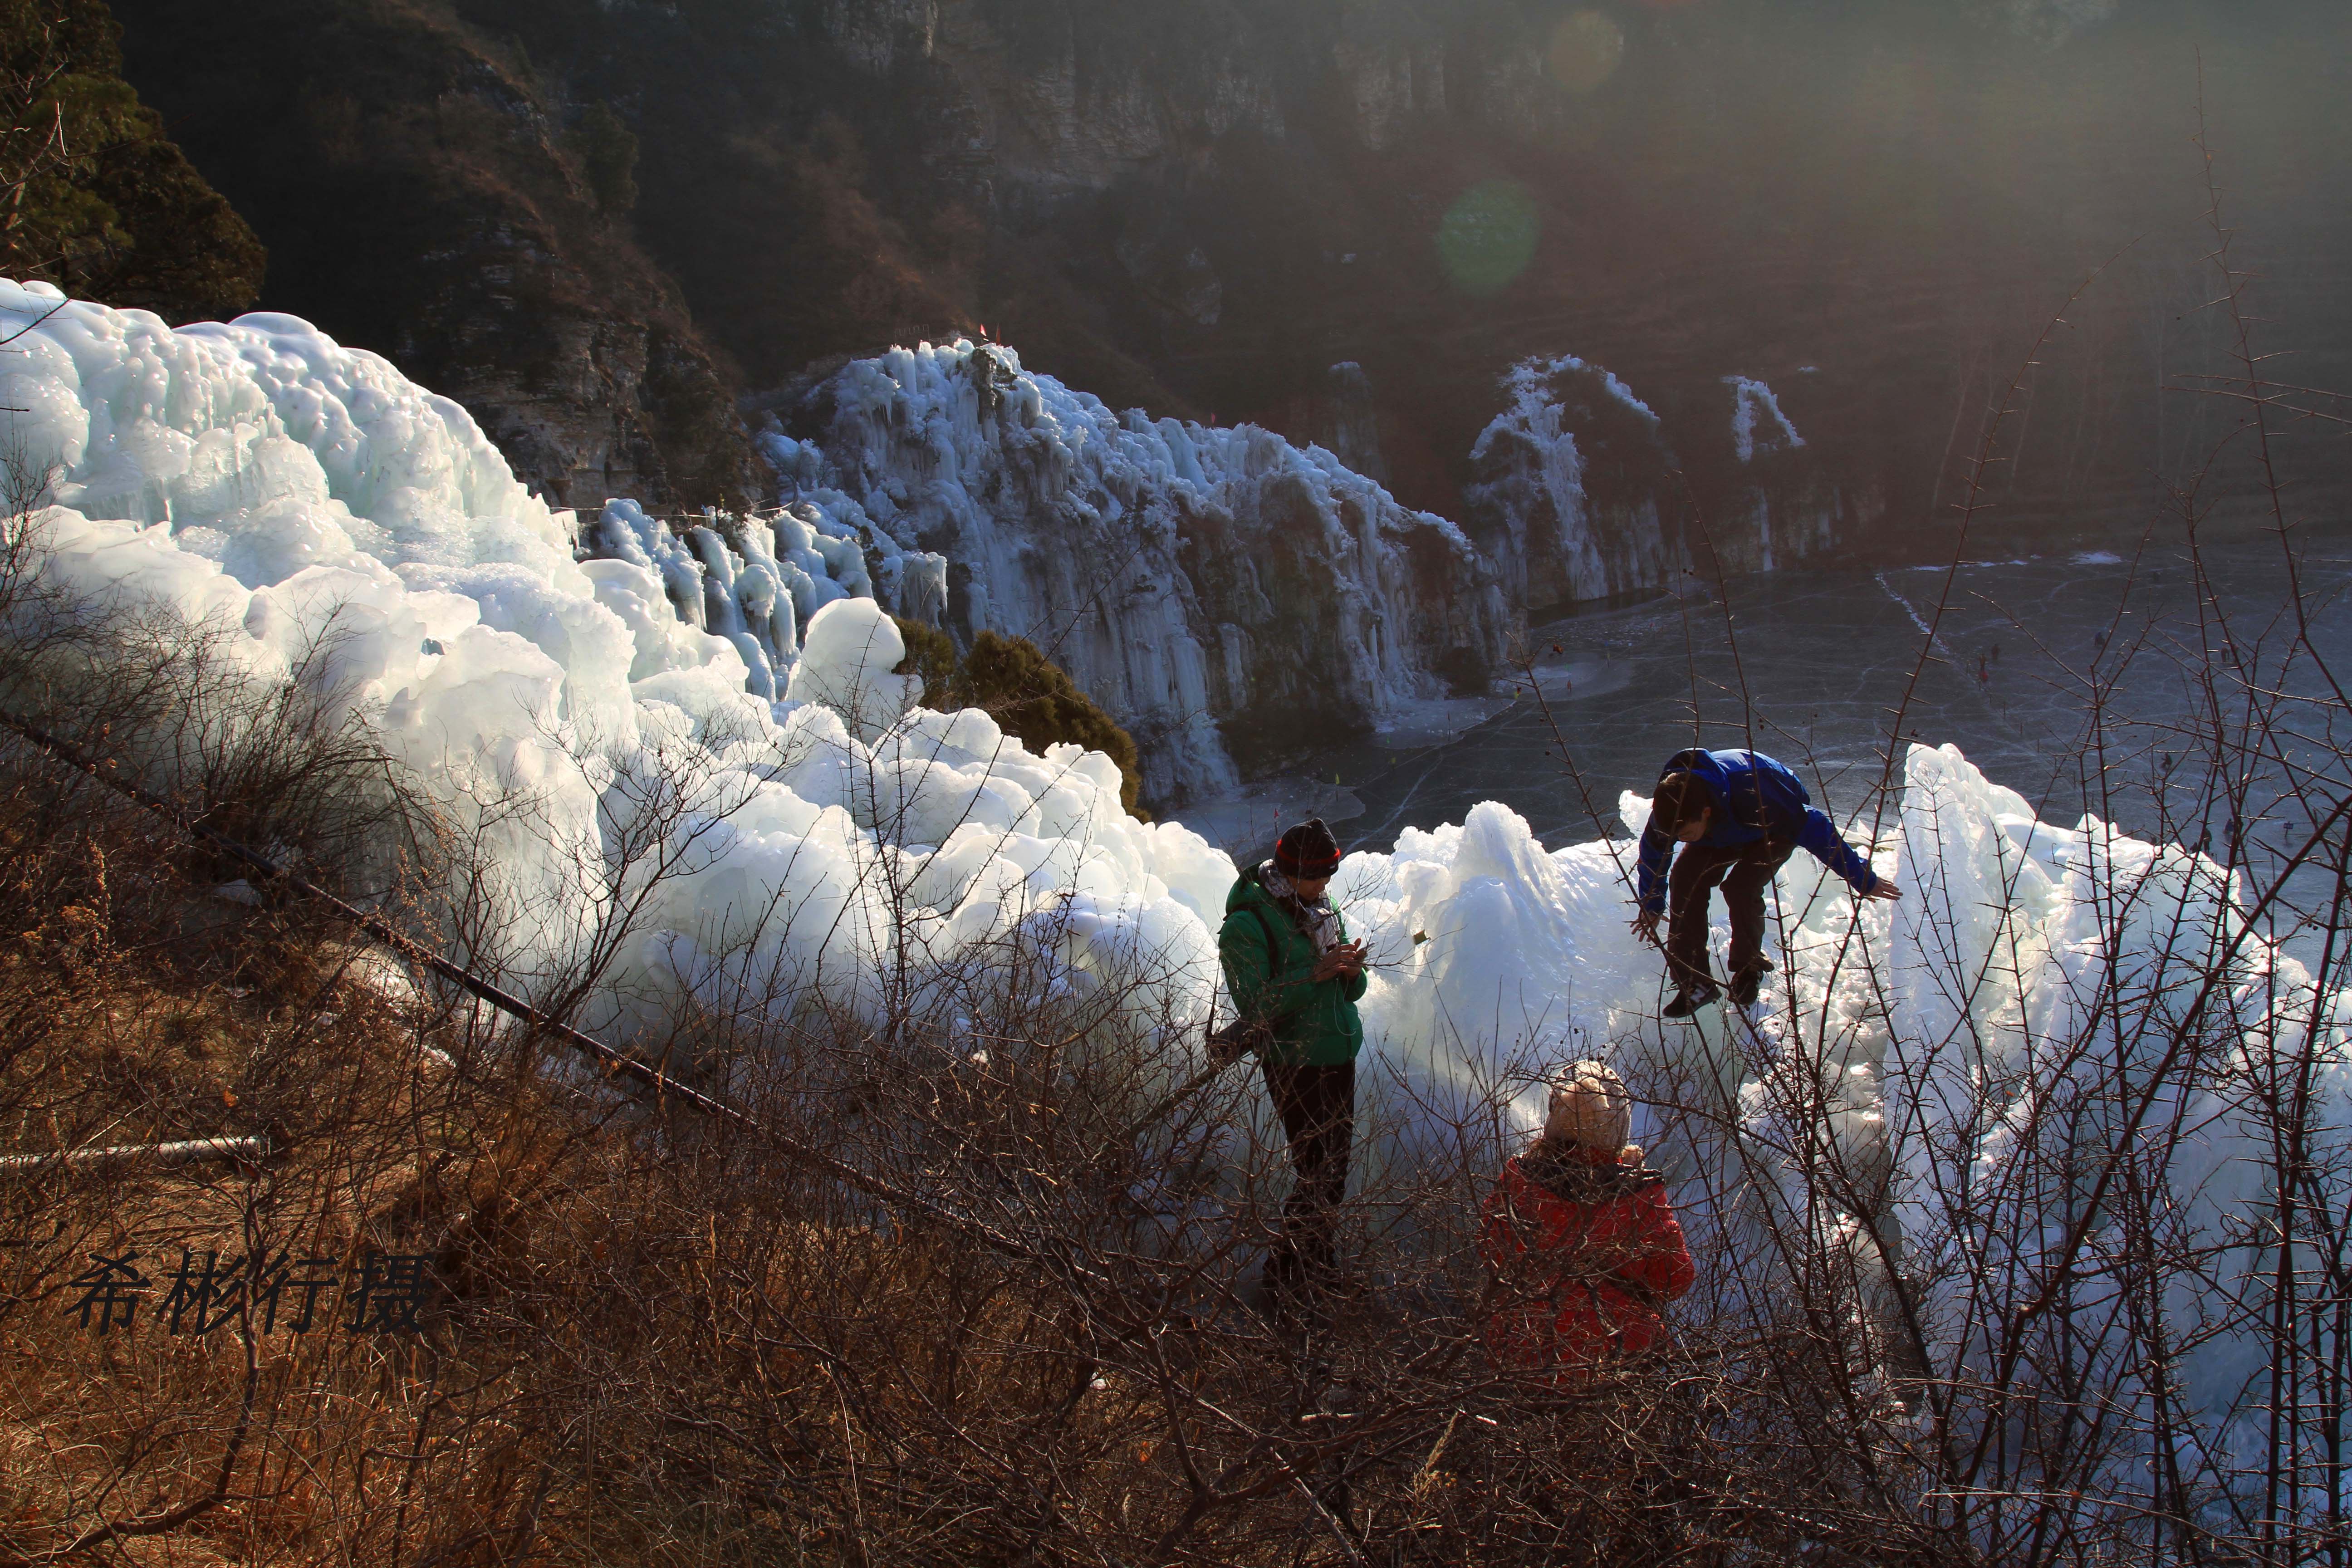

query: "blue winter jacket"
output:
1633 748 1879 916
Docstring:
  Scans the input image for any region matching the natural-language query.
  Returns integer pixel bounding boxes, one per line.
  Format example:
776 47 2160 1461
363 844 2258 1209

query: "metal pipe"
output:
0 1134 269 1173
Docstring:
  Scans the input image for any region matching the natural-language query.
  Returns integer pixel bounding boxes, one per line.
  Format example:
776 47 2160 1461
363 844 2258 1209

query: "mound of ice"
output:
0 281 1226 1029
1333 737 2335 1511
755 339 1513 806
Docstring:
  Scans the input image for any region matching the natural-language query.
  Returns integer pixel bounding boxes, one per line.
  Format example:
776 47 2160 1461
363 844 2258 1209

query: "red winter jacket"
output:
1479 1144 1695 1375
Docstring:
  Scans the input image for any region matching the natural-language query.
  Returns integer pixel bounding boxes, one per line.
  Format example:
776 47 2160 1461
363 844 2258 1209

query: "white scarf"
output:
1261 864 1341 953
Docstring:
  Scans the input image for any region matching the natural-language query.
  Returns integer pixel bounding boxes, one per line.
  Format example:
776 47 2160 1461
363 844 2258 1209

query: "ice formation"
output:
1329 739 2334 1501
1466 355 1853 608
0 281 1229 1029
579 495 944 709
1463 353 1682 611
1881 745 2314 1470
754 340 1512 805
0 279 2322 1495
1725 375 1805 464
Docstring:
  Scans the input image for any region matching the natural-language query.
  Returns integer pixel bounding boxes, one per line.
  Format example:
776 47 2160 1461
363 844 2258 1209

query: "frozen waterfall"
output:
756 339 1513 806
1465 355 1859 610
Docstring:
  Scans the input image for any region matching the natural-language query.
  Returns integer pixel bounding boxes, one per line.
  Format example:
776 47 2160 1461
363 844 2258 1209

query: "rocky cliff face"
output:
407 0 2341 557
0 0 263 323
107 0 760 514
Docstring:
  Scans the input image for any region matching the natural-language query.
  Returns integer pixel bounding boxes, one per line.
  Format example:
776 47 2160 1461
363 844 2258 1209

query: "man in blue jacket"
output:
1632 748 1901 1018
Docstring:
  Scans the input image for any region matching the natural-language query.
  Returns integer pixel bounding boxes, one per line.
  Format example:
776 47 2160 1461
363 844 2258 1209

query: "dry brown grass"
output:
0 701 1874 1568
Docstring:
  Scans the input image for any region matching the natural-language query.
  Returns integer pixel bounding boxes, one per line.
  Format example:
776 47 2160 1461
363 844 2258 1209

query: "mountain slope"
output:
108 0 758 512
0 0 263 322
108 0 2352 567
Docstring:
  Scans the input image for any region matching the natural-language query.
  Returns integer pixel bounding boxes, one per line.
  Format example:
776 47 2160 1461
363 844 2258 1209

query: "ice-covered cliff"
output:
0 280 1229 1028
1462 355 1869 612
1462 355 1679 611
755 339 1514 803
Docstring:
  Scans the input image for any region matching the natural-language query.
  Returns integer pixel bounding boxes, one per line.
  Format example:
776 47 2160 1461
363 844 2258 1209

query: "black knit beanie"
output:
1652 772 1711 834
1274 817 1342 880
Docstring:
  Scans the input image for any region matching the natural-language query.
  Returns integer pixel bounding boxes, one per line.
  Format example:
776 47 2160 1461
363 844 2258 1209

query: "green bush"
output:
572 100 638 216
890 615 957 711
0 0 265 321
894 619 1144 818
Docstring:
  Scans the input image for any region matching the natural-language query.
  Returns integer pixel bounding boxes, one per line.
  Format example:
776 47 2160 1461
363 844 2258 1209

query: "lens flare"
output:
1435 178 1541 297
1546 10 1627 96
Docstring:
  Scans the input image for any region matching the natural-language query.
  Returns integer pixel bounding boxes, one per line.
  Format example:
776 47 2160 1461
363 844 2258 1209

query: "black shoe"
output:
1663 979 1722 1019
1728 957 1776 1009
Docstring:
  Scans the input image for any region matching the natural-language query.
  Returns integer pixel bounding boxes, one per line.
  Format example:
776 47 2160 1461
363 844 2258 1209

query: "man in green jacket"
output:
1219 818 1368 1306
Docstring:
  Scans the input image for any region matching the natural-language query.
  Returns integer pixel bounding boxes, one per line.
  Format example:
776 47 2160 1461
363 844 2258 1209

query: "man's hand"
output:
1631 911 1662 949
1311 940 1368 981
1864 880 1903 902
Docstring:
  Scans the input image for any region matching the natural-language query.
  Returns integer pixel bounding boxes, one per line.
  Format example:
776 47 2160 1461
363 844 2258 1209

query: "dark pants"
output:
1261 1060 1356 1296
1666 839 1793 991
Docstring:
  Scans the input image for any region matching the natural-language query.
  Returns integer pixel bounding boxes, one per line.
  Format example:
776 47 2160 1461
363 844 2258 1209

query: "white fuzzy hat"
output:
1544 1060 1632 1153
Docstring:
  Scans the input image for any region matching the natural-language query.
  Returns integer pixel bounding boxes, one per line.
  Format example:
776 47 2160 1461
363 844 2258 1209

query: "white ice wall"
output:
0 282 1225 1029
758 339 1513 806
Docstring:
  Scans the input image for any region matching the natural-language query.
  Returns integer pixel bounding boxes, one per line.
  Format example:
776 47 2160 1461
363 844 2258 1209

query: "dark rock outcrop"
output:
0 0 264 323
108 0 760 513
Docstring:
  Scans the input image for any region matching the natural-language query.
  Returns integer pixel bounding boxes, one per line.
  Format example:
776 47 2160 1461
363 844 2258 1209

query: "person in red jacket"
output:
1480 1060 1695 1378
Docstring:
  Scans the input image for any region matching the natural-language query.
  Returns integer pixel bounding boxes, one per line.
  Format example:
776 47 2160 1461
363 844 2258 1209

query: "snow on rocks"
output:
1725 375 1805 464
1464 355 1853 611
755 338 1513 807
1462 354 1679 613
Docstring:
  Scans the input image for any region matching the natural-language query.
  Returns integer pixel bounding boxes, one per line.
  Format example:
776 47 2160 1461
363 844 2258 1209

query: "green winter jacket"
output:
1218 865 1367 1068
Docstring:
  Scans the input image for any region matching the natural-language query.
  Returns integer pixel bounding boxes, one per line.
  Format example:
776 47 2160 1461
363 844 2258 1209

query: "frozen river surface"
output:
1182 528 2352 873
